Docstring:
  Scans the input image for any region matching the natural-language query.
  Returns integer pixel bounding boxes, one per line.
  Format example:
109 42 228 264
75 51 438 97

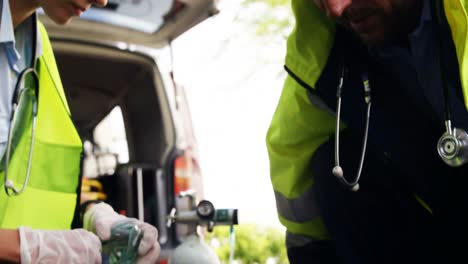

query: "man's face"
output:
313 0 421 46
39 0 107 25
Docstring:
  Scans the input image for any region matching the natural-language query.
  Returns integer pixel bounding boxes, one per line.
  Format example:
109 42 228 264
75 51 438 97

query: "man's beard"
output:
336 0 422 47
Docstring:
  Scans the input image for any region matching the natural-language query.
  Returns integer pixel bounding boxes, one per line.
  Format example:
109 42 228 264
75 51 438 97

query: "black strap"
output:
431 0 453 123
0 1 3 30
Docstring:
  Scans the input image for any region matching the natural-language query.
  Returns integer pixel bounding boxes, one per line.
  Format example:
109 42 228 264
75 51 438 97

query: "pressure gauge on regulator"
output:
196 200 215 220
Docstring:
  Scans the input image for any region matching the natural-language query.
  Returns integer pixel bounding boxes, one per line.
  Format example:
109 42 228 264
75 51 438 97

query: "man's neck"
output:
9 0 39 28
370 0 424 51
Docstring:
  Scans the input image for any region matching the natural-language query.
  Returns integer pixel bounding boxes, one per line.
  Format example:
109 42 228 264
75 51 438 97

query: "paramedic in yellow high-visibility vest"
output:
0 0 160 262
268 0 468 263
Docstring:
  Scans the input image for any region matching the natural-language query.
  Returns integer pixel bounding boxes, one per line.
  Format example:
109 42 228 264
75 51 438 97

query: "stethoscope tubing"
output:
3 14 39 196
4 68 39 196
333 0 468 192
333 65 372 191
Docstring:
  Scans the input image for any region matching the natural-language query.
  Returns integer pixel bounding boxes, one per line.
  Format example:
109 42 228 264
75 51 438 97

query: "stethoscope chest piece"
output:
437 127 468 167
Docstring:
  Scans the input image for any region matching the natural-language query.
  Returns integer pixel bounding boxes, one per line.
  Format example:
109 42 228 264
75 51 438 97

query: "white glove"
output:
19 227 102 264
83 202 160 264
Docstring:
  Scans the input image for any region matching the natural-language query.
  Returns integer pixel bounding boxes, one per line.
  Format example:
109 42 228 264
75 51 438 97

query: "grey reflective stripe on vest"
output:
306 90 336 116
275 188 322 222
286 231 322 248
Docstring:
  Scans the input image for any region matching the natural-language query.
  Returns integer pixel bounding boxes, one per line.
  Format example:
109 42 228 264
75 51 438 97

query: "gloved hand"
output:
83 202 160 264
19 227 102 264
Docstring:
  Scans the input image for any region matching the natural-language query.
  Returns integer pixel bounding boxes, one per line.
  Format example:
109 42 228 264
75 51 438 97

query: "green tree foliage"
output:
240 0 293 38
204 224 288 264
244 0 290 6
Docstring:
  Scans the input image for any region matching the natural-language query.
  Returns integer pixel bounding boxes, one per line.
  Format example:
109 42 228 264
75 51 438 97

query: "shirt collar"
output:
421 0 432 23
0 0 15 43
411 0 432 38
2 8 43 73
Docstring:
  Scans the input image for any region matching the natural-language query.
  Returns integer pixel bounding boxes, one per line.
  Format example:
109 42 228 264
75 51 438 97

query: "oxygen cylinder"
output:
169 234 220 264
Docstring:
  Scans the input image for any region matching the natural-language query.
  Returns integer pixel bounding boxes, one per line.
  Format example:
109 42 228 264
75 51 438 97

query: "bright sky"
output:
172 0 290 229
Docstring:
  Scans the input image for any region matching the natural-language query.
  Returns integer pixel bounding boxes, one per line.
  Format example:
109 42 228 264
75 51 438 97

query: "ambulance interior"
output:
53 41 179 247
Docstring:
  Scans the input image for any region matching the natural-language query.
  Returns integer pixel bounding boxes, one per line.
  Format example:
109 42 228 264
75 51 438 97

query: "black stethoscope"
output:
2 13 39 196
332 0 468 191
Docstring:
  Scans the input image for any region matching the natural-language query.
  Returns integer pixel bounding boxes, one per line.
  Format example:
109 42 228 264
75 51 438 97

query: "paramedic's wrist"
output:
83 203 161 262
80 199 103 221
18 227 101 263
0 229 20 263
83 202 125 238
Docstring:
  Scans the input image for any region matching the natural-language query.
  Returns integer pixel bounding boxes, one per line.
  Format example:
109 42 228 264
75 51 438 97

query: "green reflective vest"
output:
267 0 468 241
0 21 82 229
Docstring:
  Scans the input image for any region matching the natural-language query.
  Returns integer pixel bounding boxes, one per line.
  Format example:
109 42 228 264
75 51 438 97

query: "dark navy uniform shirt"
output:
370 0 468 133
310 1 468 261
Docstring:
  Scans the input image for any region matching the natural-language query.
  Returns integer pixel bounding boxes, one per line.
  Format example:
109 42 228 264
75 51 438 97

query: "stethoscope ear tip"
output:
5 179 14 189
4 179 20 194
332 165 360 192
332 166 344 178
